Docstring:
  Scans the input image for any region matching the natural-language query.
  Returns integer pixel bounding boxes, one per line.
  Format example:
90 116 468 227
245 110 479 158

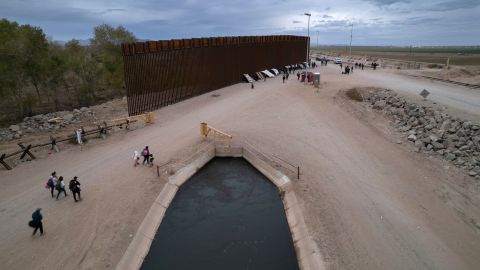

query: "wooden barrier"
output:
200 122 232 139
0 118 137 170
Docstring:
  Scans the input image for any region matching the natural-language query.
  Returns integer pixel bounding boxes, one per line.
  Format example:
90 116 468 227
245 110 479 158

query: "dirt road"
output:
331 64 480 120
0 65 479 270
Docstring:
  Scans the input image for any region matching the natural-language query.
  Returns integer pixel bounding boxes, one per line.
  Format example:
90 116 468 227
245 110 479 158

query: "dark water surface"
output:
141 157 299 270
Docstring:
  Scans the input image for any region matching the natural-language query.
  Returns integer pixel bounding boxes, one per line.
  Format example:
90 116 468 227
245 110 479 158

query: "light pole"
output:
304 12 311 65
349 23 353 58
316 31 319 49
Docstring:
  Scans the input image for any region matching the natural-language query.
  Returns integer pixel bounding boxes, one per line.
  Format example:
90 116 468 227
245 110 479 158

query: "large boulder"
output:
408 134 417 141
63 114 74 121
9 125 20 132
431 141 445 150
445 153 456 161
373 100 387 110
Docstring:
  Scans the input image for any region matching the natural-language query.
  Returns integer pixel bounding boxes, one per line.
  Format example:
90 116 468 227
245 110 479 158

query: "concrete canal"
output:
141 157 299 270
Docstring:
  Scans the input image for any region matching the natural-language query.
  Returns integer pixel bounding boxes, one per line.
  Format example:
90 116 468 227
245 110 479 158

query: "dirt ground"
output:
411 66 480 85
1 64 480 270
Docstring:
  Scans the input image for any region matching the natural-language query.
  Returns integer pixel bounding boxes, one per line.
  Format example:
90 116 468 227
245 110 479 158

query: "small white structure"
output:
243 74 254 83
270 68 280 76
261 70 275 78
314 73 320 88
76 129 83 144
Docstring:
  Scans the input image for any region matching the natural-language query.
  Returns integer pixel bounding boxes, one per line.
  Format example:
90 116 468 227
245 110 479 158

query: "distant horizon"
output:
52 37 479 48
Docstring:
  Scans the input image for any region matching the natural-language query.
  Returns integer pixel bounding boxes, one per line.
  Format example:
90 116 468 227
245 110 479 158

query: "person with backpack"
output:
46 172 58 198
142 146 150 165
56 176 68 200
30 208 44 236
69 176 81 202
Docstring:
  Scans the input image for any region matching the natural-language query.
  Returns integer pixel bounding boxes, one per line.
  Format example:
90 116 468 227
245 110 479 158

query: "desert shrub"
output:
346 88 363 102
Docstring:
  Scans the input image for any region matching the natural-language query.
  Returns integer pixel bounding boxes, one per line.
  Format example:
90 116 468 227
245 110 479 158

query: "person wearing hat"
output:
30 208 44 236
69 176 81 202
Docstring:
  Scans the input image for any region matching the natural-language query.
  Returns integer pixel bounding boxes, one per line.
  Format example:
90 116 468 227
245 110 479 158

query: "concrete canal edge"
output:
115 144 325 270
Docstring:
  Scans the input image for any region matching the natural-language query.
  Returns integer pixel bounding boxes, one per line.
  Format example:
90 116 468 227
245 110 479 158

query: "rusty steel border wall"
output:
121 35 308 116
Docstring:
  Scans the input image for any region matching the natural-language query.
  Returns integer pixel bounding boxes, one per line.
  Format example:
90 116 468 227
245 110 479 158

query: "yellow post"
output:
145 112 155 124
200 122 208 137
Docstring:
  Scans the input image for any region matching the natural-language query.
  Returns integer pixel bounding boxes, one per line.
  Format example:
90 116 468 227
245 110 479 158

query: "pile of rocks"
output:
366 89 480 177
0 107 95 141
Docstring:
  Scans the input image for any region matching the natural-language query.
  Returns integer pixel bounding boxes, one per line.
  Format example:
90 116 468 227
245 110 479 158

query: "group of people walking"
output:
133 146 154 167
355 62 365 70
30 172 82 236
31 146 157 237
46 171 81 202
343 65 353 75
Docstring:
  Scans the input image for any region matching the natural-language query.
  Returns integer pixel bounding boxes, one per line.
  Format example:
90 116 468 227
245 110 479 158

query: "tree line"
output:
0 19 136 124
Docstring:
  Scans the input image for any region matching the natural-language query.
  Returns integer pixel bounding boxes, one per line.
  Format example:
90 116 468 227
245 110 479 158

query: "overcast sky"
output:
1 0 479 46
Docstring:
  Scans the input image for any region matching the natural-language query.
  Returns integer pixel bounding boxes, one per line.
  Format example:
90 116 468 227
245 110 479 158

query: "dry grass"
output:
346 88 364 102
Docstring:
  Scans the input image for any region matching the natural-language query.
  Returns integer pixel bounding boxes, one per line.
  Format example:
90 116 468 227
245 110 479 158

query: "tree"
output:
45 42 67 110
91 24 136 89
0 19 30 115
0 19 138 124
0 19 21 98
0 19 49 111
18 24 49 99
64 39 102 106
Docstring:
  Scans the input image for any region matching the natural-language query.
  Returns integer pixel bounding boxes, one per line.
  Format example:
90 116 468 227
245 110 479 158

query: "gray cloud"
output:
390 16 440 25
0 0 478 45
365 0 410 6
430 0 480 11
105 8 127 12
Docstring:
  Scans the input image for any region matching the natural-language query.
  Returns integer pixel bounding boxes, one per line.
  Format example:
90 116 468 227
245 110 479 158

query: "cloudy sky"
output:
1 0 479 45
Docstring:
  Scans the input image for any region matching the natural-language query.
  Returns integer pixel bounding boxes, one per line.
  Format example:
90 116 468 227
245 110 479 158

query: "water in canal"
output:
141 157 299 270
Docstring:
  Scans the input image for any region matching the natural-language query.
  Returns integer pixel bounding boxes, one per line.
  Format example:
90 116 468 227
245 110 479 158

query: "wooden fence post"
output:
18 143 36 160
0 154 12 170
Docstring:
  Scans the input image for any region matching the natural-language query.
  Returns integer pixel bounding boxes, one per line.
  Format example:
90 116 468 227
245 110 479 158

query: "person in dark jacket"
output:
69 176 81 202
31 208 44 236
142 146 150 165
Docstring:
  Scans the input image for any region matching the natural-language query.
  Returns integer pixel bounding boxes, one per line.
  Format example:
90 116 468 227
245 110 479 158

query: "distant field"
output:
314 46 480 66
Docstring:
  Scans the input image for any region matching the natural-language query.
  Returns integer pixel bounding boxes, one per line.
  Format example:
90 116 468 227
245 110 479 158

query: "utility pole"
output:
316 31 319 49
304 13 311 64
349 23 353 58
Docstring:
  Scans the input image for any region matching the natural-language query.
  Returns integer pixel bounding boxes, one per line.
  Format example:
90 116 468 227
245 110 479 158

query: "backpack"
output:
47 178 53 188
56 180 62 190
143 149 148 156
